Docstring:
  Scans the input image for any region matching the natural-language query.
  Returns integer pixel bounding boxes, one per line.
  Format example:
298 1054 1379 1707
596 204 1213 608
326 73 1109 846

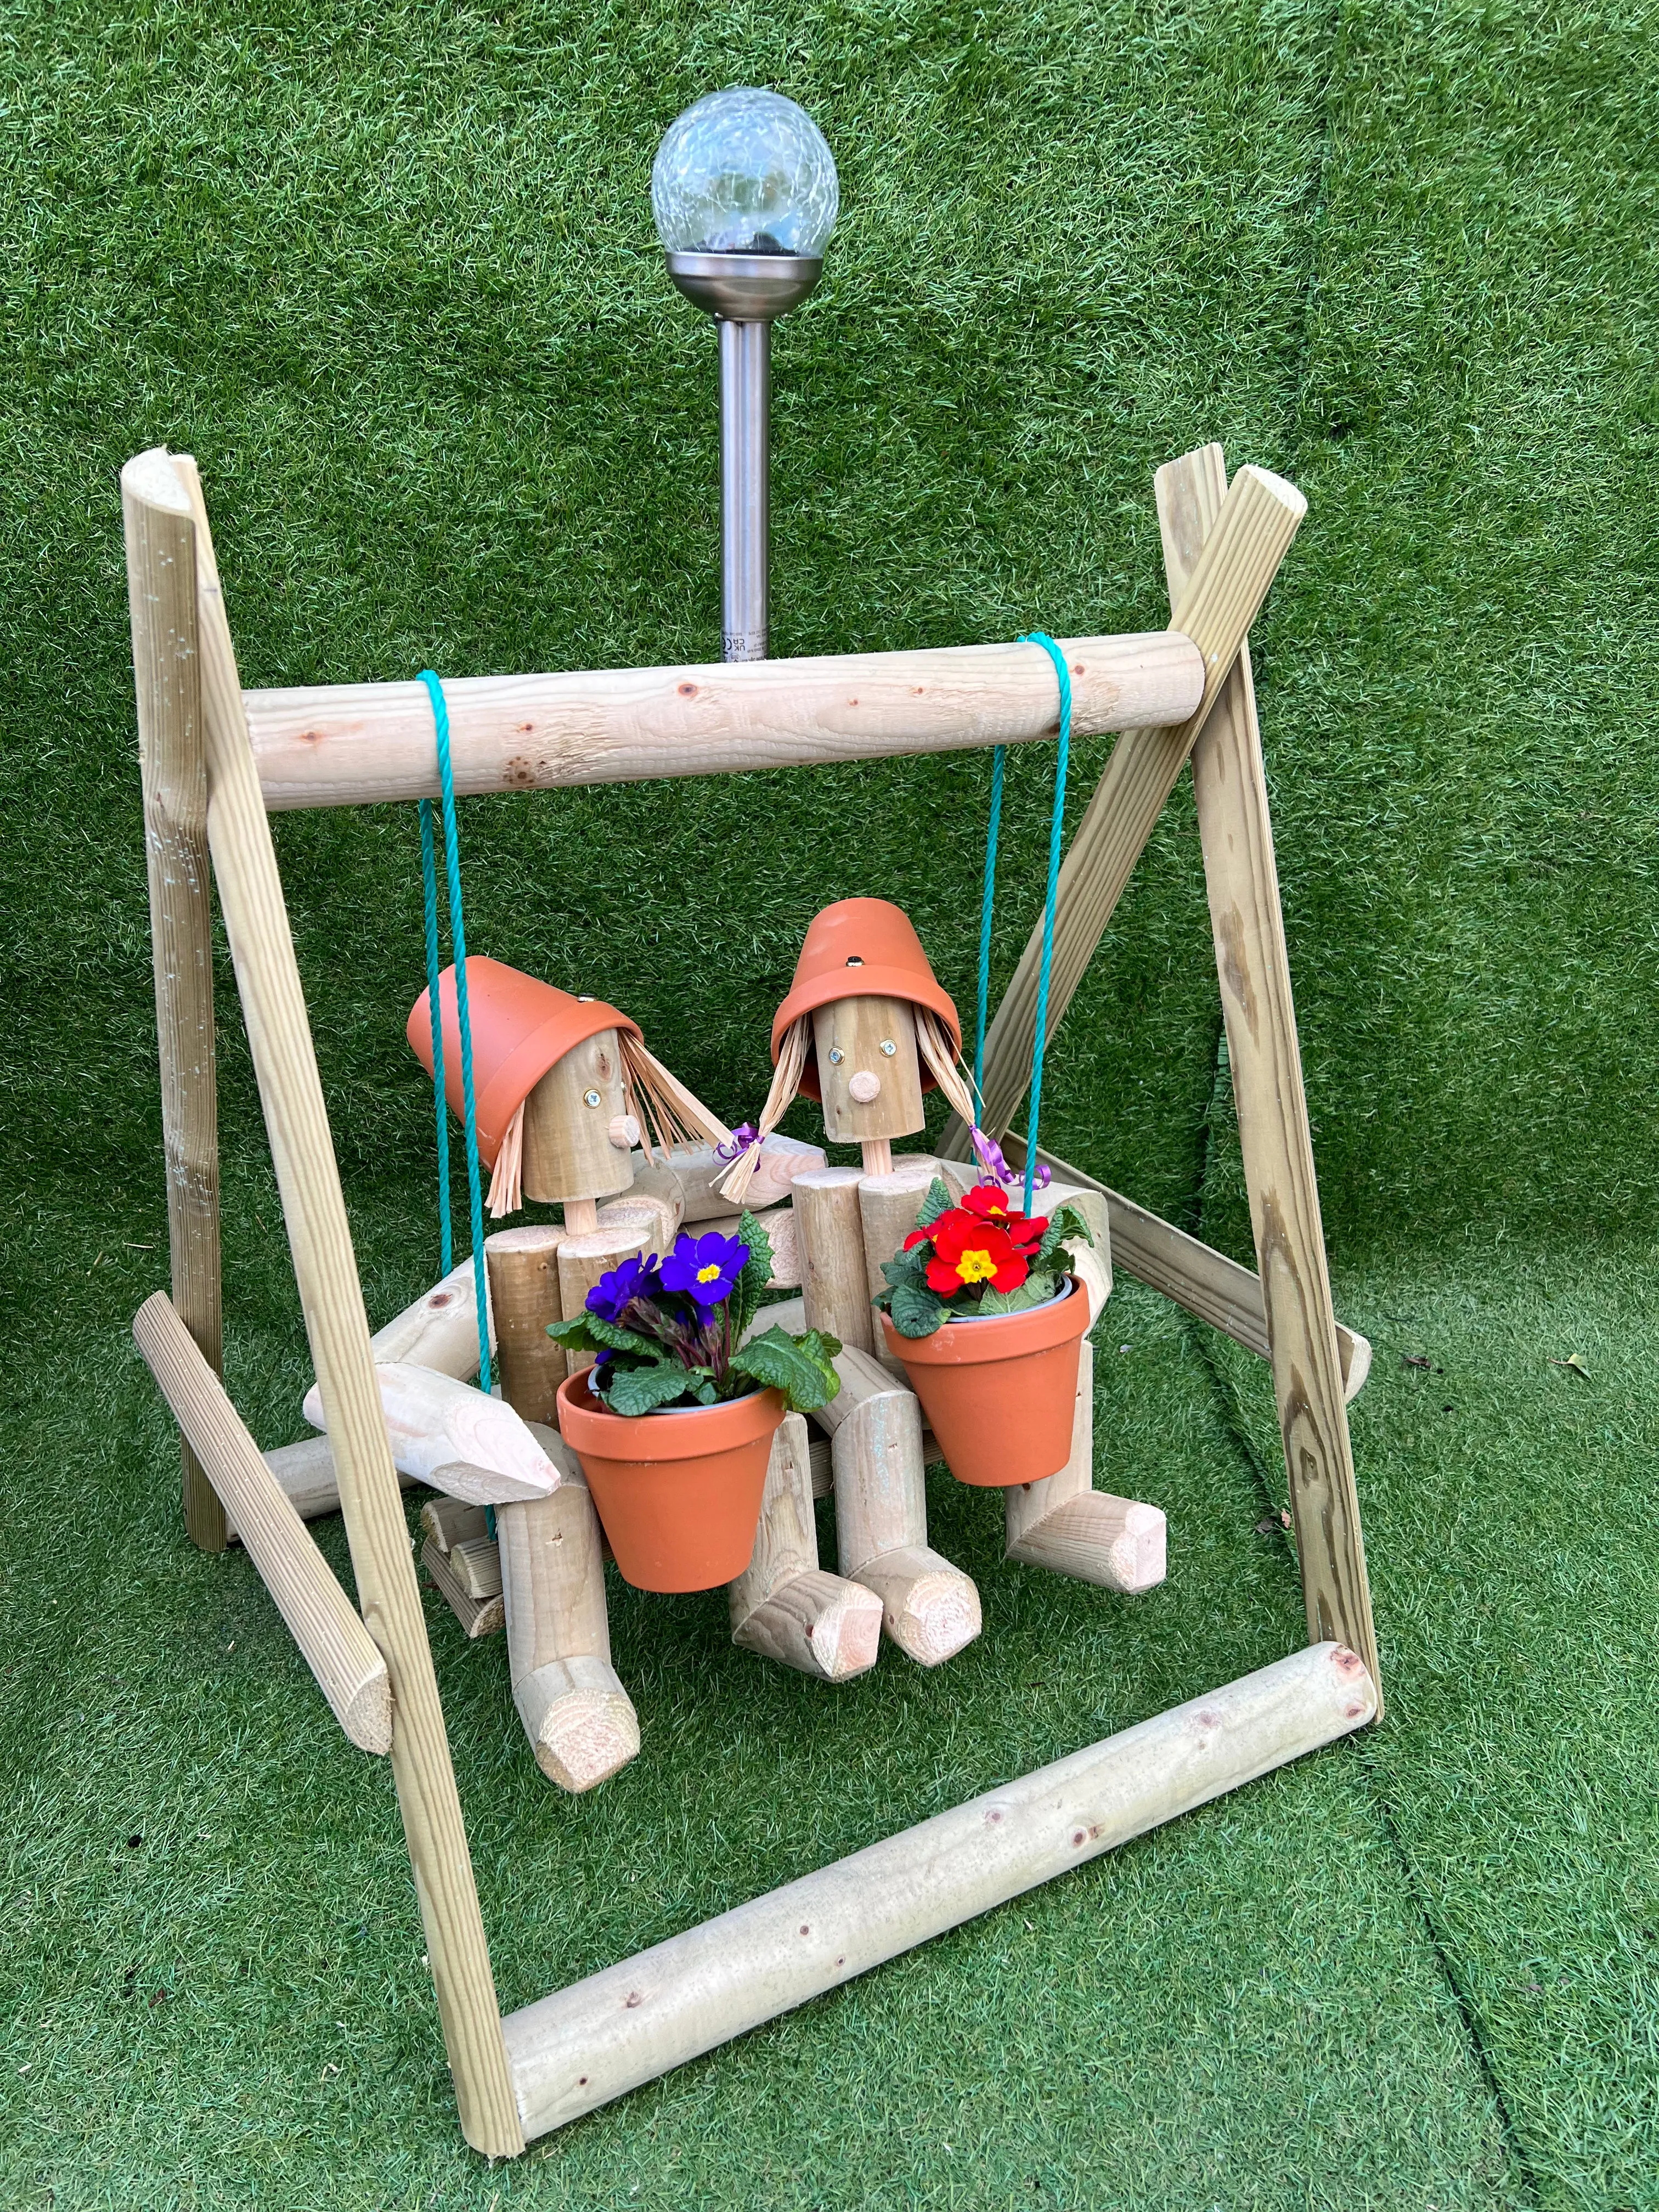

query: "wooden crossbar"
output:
503 1643 1376 2136
242 633 1203 811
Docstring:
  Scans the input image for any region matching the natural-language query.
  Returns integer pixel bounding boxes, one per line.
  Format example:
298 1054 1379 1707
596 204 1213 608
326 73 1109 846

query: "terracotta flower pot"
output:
406 957 638 1167
555 1372 785 1593
881 1278 1088 1487
771 898 961 1099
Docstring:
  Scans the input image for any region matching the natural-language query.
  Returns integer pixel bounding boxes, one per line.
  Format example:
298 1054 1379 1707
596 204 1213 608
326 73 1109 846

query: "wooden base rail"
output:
501 1642 1375 2138
242 633 1204 811
133 1291 392 1753
994 1141 1372 1402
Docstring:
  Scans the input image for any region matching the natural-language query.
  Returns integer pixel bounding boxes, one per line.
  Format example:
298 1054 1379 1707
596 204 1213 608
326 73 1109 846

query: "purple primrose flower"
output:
661 1228 749 1315
585 1250 660 1323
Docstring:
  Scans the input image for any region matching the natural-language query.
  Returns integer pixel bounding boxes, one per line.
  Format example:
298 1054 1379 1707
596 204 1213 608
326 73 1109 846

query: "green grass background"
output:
2 1 1655 2204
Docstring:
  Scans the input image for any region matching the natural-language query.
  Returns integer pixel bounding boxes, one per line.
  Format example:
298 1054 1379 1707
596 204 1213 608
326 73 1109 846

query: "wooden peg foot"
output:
849 1544 981 1666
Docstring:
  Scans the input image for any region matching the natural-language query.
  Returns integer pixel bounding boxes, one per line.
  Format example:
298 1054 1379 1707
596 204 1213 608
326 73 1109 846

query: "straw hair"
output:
718 1016 811 1203
915 1007 980 1130
620 1033 731 1161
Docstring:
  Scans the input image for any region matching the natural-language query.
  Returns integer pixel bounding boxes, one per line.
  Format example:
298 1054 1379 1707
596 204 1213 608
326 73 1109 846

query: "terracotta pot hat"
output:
771 899 961 1101
407 957 638 1170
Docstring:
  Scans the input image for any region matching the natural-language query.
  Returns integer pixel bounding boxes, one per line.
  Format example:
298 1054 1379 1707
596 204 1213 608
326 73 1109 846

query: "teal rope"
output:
1014 632 1073 1216
418 800 453 1276
972 745 1005 1105
419 670 492 1396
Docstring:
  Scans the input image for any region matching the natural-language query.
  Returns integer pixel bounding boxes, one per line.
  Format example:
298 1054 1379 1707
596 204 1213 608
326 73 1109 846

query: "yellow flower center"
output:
954 1248 999 1284
696 1262 723 1285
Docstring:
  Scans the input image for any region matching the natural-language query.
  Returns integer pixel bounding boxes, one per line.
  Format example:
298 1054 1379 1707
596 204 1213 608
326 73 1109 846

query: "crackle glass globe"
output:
651 87 838 257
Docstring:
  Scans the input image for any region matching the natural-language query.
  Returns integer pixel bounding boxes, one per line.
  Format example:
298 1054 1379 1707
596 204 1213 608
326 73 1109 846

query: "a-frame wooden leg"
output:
126 450 524 2157
1156 445 1380 1703
123 455 225 1551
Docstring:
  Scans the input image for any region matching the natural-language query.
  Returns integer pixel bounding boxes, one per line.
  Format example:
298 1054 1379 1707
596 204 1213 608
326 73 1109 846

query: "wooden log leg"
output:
727 1414 882 1681
1003 1345 1166 1594
499 1460 639 1793
123 453 224 1550
815 1347 980 1667
1160 444 1380 1700
501 1641 1378 2138
484 1233 637 1790
157 450 521 2157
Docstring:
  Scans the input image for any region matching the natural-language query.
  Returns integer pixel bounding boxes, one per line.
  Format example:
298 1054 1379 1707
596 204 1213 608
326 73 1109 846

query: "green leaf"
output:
976 1272 1060 1317
580 1313 662 1357
546 1314 600 1350
605 1359 699 1417
879 1246 929 1293
915 1176 955 1229
728 1210 774 1341
889 1282 947 1338
730 1324 841 1413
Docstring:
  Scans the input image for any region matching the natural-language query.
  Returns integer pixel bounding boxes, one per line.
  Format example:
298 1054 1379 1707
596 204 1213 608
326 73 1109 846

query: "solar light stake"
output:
652 88 839 663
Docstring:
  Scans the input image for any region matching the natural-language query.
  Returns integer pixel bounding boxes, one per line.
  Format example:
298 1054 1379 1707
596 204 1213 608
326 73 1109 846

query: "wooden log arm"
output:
133 1291 391 1754
501 1641 1376 2138
242 633 1205 811
994 1141 1372 1402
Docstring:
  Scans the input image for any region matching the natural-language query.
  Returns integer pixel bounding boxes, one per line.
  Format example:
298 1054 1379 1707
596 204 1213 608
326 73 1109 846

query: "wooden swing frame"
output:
123 439 1379 2158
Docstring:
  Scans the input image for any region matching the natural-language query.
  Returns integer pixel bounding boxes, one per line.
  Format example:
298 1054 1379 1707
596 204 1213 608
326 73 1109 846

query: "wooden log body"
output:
155 449 518 2154
1161 445 1379 1691
301 1362 559 1506
523 1032 634 1206
486 1227 566 1420
812 997 924 1146
792 1167 874 1356
501 1641 1377 2137
1003 1344 1166 1593
133 1292 391 1751
499 1424 639 1793
557 1225 651 1377
814 1346 980 1667
727 1414 882 1681
244 631 1206 811
123 452 224 1550
857 1156 943 1375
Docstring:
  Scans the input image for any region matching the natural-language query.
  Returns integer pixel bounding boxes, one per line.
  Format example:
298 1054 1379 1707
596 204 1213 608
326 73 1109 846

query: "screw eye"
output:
828 1047 844 1065
584 1089 602 1107
879 1038 896 1056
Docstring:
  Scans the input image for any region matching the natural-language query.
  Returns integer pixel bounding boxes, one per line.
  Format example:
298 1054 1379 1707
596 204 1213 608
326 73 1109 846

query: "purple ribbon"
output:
970 1126 1050 1194
715 1122 759 1166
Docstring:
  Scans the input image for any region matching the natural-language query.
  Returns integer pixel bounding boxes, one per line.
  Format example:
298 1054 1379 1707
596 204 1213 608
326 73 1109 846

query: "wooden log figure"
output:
719 900 987 1661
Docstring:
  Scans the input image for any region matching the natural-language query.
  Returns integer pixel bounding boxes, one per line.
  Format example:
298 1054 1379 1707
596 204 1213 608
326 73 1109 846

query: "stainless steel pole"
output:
719 318 770 662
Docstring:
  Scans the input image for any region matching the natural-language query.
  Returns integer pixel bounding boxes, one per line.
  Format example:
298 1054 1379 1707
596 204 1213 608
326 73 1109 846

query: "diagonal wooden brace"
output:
941 461 1307 1151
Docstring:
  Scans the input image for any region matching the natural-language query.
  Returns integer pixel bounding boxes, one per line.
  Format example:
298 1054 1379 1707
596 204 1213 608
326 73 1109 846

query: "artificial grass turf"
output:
3 0 1658 2203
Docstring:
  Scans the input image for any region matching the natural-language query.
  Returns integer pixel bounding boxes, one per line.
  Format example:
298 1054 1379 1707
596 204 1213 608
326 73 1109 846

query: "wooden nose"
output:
847 1070 881 1104
608 1113 641 1149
